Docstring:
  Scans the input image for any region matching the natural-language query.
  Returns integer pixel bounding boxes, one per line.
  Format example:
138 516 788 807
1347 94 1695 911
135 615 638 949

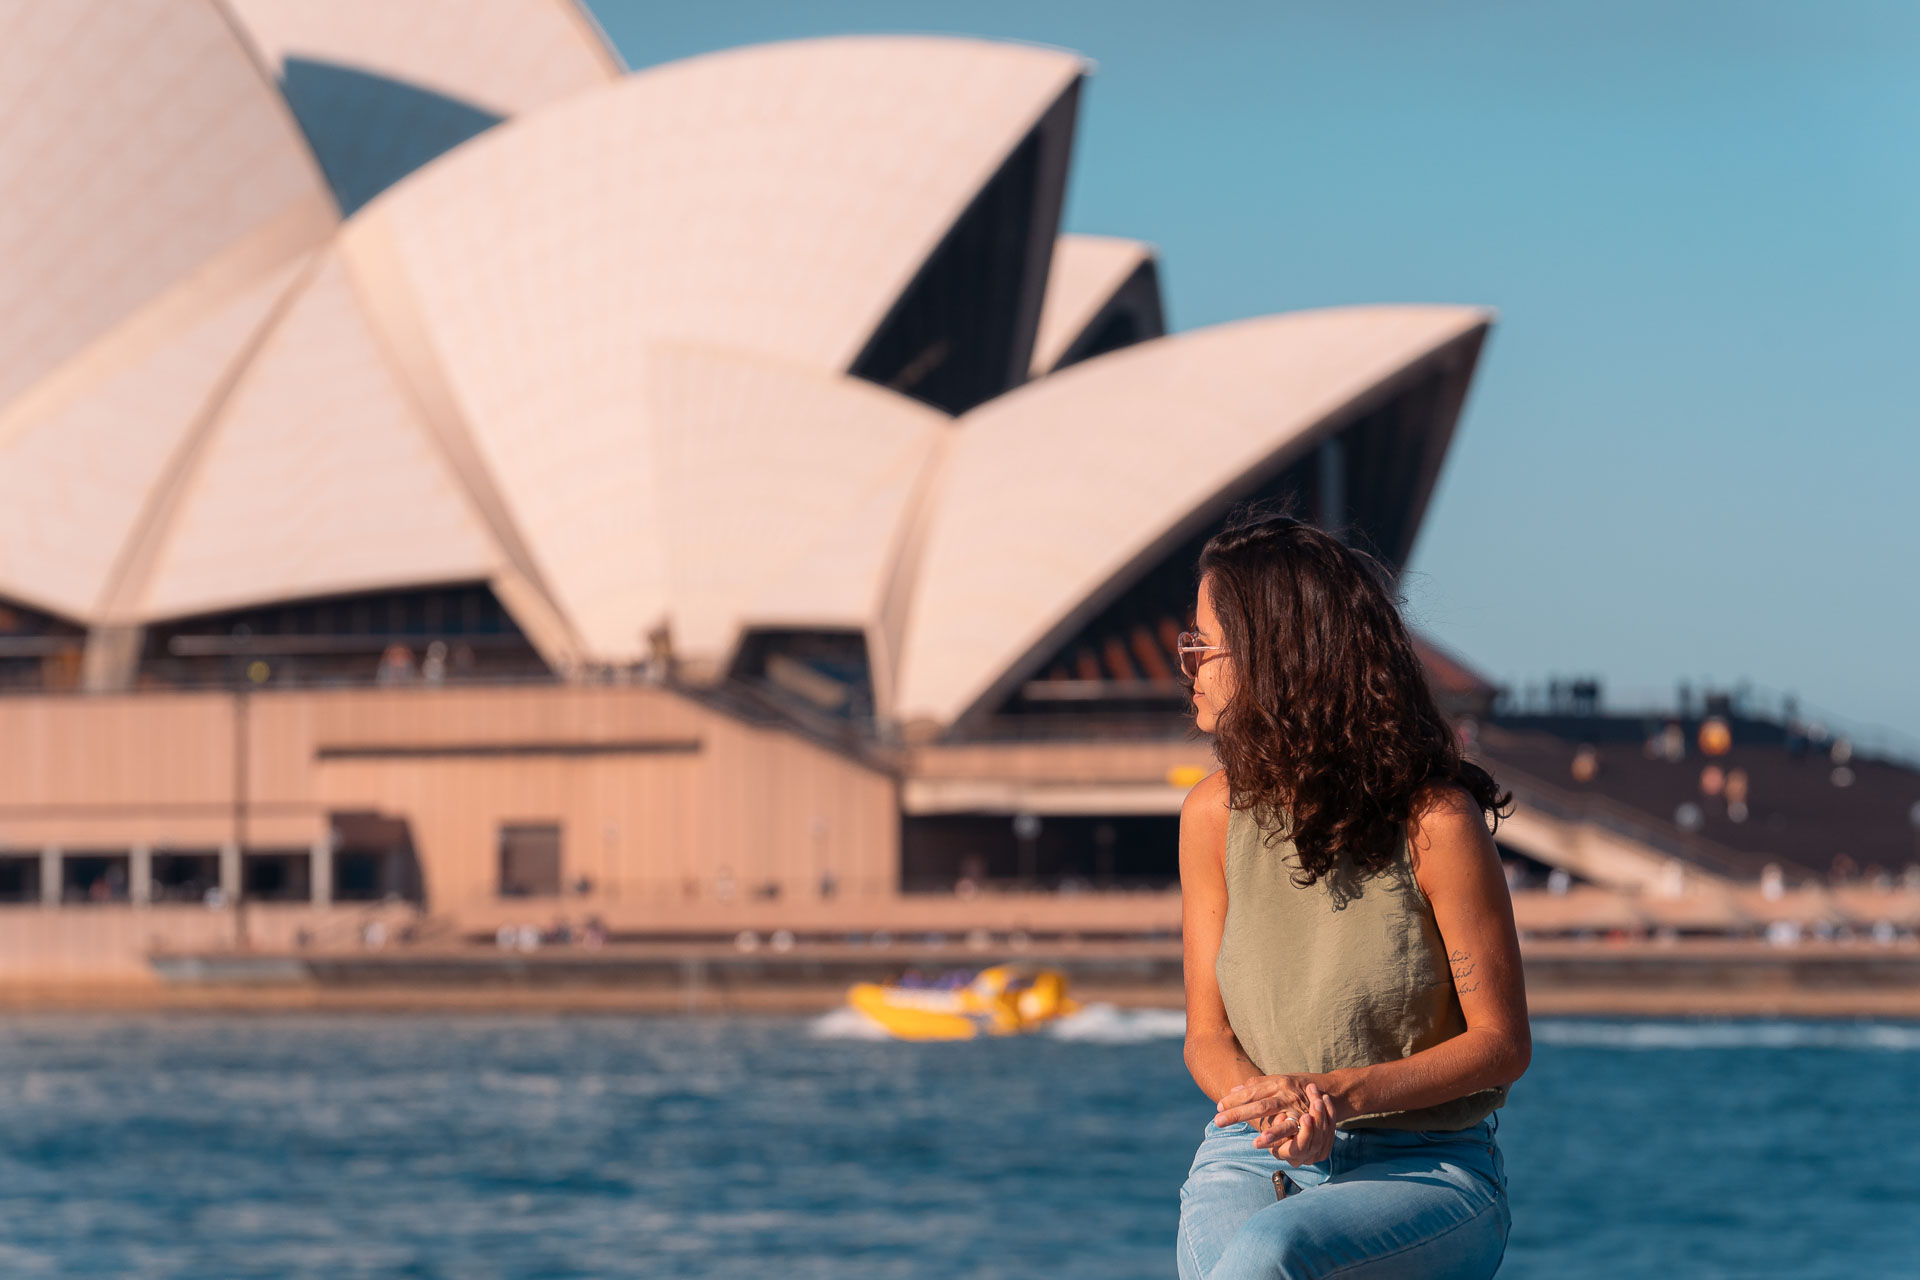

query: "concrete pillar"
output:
219 841 242 903
129 844 153 906
79 625 144 692
310 835 333 908
1318 435 1346 535
40 845 61 905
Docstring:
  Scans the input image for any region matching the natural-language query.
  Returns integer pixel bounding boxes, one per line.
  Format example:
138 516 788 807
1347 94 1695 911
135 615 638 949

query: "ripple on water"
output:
0 1013 1914 1279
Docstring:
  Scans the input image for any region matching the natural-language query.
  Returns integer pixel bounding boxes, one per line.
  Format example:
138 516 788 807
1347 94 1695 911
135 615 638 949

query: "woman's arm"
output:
1179 770 1268 1103
1218 782 1531 1134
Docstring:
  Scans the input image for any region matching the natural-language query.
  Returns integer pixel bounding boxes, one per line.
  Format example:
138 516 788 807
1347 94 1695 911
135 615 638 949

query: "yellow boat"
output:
846 964 1080 1041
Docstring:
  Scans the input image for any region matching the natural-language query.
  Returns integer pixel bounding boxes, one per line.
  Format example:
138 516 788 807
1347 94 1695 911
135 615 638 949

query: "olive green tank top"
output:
1214 797 1506 1131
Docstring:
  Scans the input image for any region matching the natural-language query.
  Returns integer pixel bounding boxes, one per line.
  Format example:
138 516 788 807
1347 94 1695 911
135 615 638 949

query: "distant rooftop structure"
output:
1476 719 1920 886
1437 659 1920 888
1411 634 1502 719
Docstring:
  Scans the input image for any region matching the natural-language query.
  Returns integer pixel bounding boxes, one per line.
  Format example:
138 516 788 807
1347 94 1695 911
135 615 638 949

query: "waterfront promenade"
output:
5 884 1917 1017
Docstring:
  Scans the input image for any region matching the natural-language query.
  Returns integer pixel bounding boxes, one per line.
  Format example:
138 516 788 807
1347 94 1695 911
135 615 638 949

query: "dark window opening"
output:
0 855 41 903
335 854 383 901
728 629 875 725
1336 367 1451 569
139 583 552 689
153 852 221 902
243 850 312 903
0 598 85 692
902 813 1181 892
1070 309 1141 364
63 853 130 904
279 59 503 217
850 84 1076 414
330 812 425 904
499 823 562 898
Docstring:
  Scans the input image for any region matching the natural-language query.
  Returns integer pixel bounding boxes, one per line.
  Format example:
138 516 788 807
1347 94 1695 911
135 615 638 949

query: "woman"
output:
1174 510 1529 1280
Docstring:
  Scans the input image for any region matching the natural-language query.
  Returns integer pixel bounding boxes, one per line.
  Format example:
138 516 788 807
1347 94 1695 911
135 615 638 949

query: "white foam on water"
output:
1532 1019 1920 1052
803 1005 894 1041
802 1002 1189 1043
1044 1003 1187 1043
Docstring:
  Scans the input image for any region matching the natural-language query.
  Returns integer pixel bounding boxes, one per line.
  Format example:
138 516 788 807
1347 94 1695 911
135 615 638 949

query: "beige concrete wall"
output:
903 737 1220 815
0 684 899 918
12 687 1915 994
907 737 1219 785
0 902 417 985
0 692 248 847
304 685 900 910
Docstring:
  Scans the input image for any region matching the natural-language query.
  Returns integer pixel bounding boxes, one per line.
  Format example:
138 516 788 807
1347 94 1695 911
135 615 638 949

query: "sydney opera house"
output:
0 0 1518 985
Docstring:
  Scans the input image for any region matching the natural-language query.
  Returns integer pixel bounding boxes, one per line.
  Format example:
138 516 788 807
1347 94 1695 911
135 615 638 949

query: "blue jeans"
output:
1176 1112 1510 1279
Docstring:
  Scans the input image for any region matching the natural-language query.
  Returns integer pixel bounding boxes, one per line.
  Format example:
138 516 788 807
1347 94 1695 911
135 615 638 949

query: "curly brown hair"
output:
1196 504 1511 888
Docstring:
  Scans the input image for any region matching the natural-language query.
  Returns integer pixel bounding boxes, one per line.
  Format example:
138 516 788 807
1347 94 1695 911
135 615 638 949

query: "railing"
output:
1493 678 1920 770
0 669 571 697
678 675 888 762
1477 751 1781 881
960 711 1203 744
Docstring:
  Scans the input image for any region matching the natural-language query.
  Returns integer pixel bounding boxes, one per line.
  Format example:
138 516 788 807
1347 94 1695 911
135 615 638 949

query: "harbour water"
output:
1 1011 1915 1278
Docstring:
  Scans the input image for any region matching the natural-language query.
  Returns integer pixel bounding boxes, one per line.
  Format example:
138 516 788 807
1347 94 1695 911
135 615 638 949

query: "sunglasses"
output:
1174 631 1228 682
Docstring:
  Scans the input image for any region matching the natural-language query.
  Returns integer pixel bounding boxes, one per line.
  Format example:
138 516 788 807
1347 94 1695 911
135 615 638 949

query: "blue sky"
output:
586 1 1919 750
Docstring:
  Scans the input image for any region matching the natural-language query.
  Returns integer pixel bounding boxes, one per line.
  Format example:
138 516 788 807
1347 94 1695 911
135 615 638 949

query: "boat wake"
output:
1043 1003 1187 1042
804 1002 1187 1043
1532 1019 1920 1052
804 1006 897 1040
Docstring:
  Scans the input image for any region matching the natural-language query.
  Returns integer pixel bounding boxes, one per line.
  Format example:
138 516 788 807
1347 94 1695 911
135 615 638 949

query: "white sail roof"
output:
341 36 1083 661
1030 235 1160 374
0 258 314 621
0 25 1496 725
137 252 501 623
893 306 1494 727
645 346 949 670
0 0 334 413
223 0 622 117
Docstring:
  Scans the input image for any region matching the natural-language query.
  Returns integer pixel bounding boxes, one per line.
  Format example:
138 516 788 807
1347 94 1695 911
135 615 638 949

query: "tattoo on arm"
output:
1448 948 1480 994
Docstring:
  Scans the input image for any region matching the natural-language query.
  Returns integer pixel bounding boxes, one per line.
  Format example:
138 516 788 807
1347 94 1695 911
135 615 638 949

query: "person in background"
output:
1174 509 1529 1279
375 643 414 686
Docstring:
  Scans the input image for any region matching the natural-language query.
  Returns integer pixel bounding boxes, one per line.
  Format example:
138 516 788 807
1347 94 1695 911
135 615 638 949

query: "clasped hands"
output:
1214 1073 1342 1166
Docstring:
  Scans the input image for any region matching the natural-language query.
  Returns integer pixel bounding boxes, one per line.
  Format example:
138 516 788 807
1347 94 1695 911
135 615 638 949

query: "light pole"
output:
1012 812 1041 887
230 626 252 947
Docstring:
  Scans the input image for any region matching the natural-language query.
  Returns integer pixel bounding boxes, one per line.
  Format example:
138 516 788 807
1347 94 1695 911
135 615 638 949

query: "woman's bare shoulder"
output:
1410 777 1483 830
1181 768 1231 823
1407 778 1496 893
1179 770 1231 867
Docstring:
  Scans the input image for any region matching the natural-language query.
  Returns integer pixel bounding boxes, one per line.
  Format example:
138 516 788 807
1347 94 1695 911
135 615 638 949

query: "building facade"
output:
2 6 1516 983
